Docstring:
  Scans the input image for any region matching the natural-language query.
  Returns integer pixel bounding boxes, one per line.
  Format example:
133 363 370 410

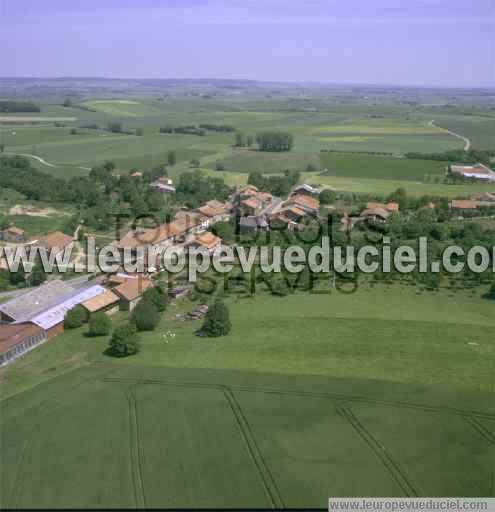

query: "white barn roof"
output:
29 285 107 330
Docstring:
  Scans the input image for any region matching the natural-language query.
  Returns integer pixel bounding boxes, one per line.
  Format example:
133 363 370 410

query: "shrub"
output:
131 299 160 331
143 286 168 312
198 298 231 337
107 323 139 357
88 312 112 337
64 305 88 329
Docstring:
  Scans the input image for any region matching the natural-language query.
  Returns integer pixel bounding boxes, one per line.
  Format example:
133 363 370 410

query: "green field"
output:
1 282 494 506
1 364 493 508
319 153 448 180
432 114 495 150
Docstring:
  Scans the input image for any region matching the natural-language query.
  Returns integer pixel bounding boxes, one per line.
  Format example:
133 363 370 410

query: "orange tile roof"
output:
193 232 222 250
81 289 120 313
366 202 400 213
450 200 481 210
39 231 74 250
116 223 181 249
287 194 320 211
114 277 153 302
241 197 262 210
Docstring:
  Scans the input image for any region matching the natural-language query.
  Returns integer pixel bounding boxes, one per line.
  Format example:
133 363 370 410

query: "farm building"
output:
114 277 153 311
0 322 47 367
0 226 25 243
0 280 107 340
29 284 107 338
450 163 495 182
81 289 120 316
0 280 74 324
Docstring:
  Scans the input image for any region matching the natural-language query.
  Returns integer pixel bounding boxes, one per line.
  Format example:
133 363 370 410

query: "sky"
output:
0 0 494 87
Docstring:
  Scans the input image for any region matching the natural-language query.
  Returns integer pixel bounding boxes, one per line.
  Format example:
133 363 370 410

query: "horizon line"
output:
0 76 494 90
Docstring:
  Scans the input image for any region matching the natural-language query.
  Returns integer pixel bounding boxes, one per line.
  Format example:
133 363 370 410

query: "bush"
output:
131 299 160 331
197 298 231 337
319 189 336 205
107 323 139 357
88 312 112 337
64 305 88 329
143 286 168 312
215 163 225 171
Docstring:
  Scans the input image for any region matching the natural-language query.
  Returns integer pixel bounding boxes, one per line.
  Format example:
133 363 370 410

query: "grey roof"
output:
292 184 321 195
240 215 269 228
30 284 106 330
0 280 74 322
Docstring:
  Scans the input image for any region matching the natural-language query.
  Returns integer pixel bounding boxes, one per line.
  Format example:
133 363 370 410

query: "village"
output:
2 157 495 367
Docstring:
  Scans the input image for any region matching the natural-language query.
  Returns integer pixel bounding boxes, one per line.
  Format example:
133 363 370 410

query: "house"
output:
185 232 222 253
114 277 153 311
0 323 47 367
239 215 269 233
172 212 207 239
237 185 259 199
0 280 74 324
366 202 399 213
0 226 25 243
36 231 74 255
239 197 264 216
291 184 321 197
81 289 120 316
130 171 143 178
150 176 175 193
196 200 230 226
360 206 391 224
449 199 481 211
450 163 495 182
284 194 320 215
116 223 182 253
150 182 176 193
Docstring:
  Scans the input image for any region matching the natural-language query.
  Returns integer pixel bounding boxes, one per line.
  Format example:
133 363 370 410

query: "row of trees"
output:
255 131 294 152
405 149 495 166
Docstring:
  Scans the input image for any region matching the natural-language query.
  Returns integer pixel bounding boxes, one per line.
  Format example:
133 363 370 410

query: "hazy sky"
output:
1 0 494 86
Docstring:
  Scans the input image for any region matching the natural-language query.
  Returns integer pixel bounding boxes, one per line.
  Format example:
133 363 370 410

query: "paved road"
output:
4 152 91 171
429 120 470 151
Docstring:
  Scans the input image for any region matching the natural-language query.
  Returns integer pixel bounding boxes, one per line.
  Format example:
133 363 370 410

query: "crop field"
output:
431 114 495 150
1 283 494 507
1 362 493 508
319 153 448 180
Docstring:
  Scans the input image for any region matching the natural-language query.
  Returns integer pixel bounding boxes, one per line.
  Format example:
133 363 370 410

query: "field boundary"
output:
101 377 495 420
337 406 418 497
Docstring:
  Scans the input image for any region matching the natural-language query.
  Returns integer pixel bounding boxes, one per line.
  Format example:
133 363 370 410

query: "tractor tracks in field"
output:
337 406 418 497
223 387 285 509
127 389 147 509
463 416 495 446
102 377 495 421
122 379 283 509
